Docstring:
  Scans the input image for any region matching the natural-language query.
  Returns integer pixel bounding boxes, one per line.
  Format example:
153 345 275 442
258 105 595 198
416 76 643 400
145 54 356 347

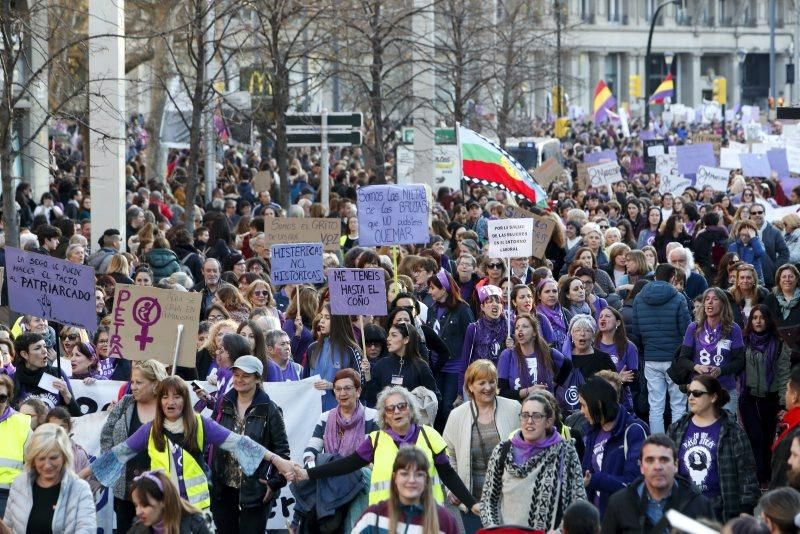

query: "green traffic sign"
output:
401 128 456 145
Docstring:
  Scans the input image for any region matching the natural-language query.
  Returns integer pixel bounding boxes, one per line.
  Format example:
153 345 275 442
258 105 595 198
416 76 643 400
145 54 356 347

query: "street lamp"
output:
737 48 747 107
644 1 683 129
664 50 675 69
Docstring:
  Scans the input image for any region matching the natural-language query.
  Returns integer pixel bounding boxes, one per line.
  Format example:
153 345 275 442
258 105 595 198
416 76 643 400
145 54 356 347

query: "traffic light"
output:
555 117 571 139
712 77 727 105
629 74 642 99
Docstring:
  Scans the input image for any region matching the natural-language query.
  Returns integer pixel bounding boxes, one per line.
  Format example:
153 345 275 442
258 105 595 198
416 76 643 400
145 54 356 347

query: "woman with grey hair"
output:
558 314 615 413
292 386 481 516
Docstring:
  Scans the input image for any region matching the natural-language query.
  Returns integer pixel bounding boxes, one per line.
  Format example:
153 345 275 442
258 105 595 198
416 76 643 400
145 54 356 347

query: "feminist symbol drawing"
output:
133 297 162 350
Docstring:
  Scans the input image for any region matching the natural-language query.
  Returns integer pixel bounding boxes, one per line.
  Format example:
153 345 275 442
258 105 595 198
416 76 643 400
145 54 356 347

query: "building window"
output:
581 0 593 21
605 54 619 95
607 0 622 22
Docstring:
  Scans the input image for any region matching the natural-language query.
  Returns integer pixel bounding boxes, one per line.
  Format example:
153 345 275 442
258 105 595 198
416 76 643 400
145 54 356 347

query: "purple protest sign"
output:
780 178 800 199
584 149 617 164
6 247 96 330
270 243 324 285
676 144 716 176
767 148 790 179
639 130 655 141
739 153 772 177
357 184 430 246
328 268 387 316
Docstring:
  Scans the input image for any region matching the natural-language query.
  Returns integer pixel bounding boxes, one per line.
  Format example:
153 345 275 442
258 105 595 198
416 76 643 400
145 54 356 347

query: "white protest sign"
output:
655 154 679 177
587 161 623 187
751 143 769 154
488 218 534 258
695 166 730 192
728 141 747 152
787 145 800 174
647 144 665 157
71 379 126 415
659 174 692 196
720 148 743 169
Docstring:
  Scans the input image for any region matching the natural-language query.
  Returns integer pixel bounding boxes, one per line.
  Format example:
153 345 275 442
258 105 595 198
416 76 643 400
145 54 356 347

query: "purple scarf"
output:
385 423 419 447
537 304 566 334
473 316 507 364
0 406 15 424
323 402 366 456
748 330 778 388
510 429 562 464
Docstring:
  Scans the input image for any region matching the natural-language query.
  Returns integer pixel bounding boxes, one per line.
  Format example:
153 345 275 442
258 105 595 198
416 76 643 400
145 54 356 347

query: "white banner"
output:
587 160 623 187
695 166 730 192
487 218 534 258
68 376 323 532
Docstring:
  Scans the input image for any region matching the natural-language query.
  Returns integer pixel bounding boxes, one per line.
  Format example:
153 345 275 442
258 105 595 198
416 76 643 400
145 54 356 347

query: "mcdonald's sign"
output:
240 68 273 97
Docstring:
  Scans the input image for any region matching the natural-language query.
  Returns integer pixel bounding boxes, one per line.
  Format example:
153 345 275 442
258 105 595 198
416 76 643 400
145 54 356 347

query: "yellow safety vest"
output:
0 413 31 489
368 425 446 505
146 413 209 509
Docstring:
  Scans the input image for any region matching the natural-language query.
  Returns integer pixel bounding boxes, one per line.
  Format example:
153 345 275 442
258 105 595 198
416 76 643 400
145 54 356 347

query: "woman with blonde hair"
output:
443 360 520 533
2 424 96 533
783 213 800 264
352 447 459 534
127 470 212 534
65 243 86 265
213 283 251 324
107 253 134 285
615 250 651 294
730 263 770 326
244 279 281 324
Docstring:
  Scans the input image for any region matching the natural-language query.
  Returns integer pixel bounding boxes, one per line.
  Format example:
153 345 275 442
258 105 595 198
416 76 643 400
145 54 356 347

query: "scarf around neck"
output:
569 302 592 317
774 407 800 451
748 330 778 386
777 289 800 320
163 417 185 434
323 402 366 456
537 303 566 333
385 423 419 447
510 429 562 464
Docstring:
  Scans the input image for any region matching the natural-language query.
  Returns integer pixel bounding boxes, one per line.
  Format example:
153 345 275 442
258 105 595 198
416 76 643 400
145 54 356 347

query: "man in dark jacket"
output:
752 204 790 288
630 264 691 434
602 434 715 533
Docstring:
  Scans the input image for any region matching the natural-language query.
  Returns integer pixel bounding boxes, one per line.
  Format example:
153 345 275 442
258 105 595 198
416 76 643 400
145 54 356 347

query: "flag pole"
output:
456 121 466 199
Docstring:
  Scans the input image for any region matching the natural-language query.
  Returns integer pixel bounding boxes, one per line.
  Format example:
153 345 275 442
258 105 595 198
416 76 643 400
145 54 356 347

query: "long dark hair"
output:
579 376 619 427
660 214 683 238
427 270 464 310
513 314 553 382
237 320 267 365
130 470 201 534
595 307 628 357
743 304 779 339
152 377 199 453
388 322 425 366
309 302 360 369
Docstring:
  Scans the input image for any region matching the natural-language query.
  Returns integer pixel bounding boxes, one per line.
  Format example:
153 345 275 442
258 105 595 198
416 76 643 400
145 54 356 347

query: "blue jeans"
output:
645 361 686 434
435 372 459 432
724 388 739 421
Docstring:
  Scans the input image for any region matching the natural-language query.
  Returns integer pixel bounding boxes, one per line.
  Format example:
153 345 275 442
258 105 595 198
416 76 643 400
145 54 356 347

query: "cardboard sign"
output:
767 148 790 179
587 161 623 188
695 166 730 192
655 154 679 177
271 243 324 285
6 247 96 330
692 133 722 155
500 205 556 259
676 143 716 176
328 268 387 316
488 218 535 258
262 217 341 252
576 162 598 190
533 158 564 190
658 174 692 196
739 153 772 177
357 184 430 246
252 170 272 193
720 147 743 170
108 285 201 367
788 145 800 174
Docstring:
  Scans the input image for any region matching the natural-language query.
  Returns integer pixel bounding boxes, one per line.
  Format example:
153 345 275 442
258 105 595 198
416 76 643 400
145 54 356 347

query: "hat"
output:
477 284 502 304
231 355 263 376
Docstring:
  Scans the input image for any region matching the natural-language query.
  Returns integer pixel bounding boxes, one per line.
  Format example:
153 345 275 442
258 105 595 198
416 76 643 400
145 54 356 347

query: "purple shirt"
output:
591 429 612 506
682 322 744 390
354 425 449 466
596 340 638 410
679 419 722 499
497 347 565 393
265 359 301 382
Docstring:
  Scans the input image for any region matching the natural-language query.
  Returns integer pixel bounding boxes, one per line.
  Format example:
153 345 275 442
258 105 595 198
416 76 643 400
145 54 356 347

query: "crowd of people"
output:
1 114 800 533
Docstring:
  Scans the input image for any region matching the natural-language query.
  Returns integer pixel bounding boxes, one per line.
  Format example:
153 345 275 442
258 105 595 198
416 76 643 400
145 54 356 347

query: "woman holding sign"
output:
459 285 508 397
425 270 474 431
302 302 363 411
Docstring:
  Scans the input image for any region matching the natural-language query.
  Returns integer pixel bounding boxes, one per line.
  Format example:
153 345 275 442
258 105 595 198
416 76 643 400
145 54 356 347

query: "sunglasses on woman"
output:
687 390 710 398
487 263 503 269
61 334 78 341
385 402 409 413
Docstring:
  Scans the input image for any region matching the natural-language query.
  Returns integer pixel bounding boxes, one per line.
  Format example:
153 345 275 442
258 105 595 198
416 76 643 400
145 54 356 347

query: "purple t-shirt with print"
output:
682 322 744 390
678 419 722 499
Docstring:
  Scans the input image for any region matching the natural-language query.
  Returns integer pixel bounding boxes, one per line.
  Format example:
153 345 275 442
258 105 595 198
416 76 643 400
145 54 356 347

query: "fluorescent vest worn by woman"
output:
0 412 31 490
368 425 446 504
146 413 209 509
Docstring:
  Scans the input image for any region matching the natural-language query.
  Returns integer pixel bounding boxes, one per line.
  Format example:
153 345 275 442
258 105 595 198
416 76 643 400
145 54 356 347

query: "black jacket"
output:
364 354 440 407
212 388 291 508
601 476 715 533
765 292 800 366
423 302 474 372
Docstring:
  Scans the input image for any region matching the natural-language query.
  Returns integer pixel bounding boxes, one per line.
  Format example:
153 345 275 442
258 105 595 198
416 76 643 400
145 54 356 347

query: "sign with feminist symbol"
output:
109 285 201 367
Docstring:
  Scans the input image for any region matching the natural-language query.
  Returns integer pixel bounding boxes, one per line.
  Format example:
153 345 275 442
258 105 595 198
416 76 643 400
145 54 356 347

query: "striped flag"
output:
593 80 617 124
649 72 675 104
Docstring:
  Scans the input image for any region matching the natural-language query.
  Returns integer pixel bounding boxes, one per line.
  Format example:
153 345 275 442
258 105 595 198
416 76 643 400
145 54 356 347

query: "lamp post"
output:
737 47 747 108
644 0 682 129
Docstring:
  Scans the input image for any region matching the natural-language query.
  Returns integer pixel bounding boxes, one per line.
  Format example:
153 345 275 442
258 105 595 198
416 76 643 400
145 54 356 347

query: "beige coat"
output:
442 396 521 492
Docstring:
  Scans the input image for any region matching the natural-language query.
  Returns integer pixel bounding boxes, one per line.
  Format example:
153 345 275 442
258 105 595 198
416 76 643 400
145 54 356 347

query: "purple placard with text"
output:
740 153 772 177
780 178 800 199
768 148 790 179
6 247 96 330
676 144 716 176
357 184 430 246
328 268 387 316
584 149 618 164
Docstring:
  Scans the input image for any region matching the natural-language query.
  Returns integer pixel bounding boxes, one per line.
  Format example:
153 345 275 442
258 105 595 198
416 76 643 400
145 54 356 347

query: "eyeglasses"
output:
385 402 409 413
253 291 269 296
334 386 356 393
751 210 764 215
687 390 710 398
366 341 382 347
520 412 546 422
487 263 503 269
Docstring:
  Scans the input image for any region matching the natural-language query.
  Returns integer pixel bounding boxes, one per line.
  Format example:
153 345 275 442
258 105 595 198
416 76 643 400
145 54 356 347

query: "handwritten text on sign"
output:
695 166 730 192
109 285 201 367
6 247 96 330
263 218 341 252
587 161 623 187
488 218 534 258
270 243 324 285
357 184 430 246
501 206 556 259
328 268 387 316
